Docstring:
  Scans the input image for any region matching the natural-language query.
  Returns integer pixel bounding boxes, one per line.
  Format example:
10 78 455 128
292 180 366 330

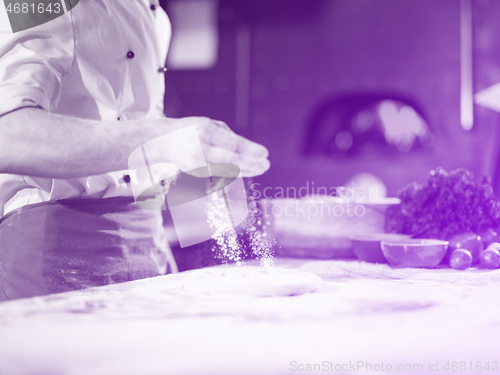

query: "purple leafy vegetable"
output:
387 167 500 240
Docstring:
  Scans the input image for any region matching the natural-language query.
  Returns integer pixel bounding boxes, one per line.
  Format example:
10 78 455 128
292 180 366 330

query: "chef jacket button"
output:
123 174 131 183
158 66 167 73
127 51 135 59
150 4 156 11
117 117 121 121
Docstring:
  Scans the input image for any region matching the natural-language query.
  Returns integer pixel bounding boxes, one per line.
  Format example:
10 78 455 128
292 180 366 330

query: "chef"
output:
0 0 269 301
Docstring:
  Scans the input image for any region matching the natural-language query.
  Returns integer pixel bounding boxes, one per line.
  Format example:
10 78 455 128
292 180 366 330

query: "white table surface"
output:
1 258 499 375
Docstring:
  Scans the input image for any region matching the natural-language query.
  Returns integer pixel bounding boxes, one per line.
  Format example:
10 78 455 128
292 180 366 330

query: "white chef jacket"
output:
0 0 172 217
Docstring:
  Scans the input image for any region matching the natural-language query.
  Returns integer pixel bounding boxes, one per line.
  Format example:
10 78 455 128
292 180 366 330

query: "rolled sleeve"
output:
0 12 74 116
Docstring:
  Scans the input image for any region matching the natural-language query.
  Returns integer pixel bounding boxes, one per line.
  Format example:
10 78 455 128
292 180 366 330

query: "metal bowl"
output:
380 239 449 268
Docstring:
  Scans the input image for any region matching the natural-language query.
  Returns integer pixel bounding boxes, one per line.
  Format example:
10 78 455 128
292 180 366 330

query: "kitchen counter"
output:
1 258 499 375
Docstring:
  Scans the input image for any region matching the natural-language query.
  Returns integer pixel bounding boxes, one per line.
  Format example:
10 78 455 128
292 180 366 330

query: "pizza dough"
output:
180 266 322 297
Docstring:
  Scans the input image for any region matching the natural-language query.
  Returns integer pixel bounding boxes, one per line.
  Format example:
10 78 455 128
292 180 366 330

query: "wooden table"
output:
1 259 499 375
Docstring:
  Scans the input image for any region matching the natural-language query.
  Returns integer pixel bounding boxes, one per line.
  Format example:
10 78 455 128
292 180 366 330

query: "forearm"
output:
0 108 168 178
0 107 270 179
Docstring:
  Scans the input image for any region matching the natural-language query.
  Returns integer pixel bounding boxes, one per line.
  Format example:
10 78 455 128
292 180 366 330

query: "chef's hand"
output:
169 116 270 178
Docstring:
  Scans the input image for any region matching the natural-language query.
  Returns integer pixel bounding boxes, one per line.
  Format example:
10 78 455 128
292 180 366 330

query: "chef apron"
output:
0 197 173 301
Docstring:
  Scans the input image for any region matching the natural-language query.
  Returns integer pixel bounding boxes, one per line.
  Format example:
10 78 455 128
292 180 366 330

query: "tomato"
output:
479 248 500 269
447 232 483 264
449 249 472 270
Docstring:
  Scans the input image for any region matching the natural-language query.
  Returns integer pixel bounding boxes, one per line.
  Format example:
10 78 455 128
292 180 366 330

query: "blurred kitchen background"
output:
159 0 500 197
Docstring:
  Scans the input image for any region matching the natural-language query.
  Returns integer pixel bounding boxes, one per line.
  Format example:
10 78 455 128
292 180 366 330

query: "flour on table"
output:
180 266 321 297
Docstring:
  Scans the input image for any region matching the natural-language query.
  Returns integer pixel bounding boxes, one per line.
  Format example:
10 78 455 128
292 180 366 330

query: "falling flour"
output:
207 180 275 267
198 181 322 297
